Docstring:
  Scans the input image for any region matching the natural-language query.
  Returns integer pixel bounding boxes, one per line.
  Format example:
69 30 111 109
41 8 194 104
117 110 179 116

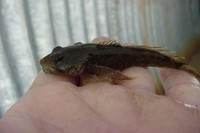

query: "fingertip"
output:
91 37 113 43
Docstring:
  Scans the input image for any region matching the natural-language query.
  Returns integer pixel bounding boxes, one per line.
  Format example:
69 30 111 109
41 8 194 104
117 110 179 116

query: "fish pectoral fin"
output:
80 74 113 85
81 65 133 85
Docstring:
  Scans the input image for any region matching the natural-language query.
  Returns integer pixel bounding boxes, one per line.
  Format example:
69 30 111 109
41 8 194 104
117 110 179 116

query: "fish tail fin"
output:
180 64 200 79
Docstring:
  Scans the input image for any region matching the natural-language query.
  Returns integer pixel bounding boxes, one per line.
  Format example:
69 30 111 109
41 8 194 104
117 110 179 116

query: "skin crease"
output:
0 37 200 133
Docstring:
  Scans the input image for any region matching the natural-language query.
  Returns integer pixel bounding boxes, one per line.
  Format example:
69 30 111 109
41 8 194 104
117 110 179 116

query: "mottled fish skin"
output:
40 42 200 79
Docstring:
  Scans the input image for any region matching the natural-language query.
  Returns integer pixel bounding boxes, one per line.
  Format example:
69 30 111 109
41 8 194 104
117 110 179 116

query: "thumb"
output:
160 68 200 108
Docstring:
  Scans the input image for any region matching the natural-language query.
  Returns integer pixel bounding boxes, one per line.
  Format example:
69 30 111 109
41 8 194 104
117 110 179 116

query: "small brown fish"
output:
40 41 200 85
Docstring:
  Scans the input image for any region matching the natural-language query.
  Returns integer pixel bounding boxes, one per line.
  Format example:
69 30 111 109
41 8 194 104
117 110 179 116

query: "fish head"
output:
40 46 85 76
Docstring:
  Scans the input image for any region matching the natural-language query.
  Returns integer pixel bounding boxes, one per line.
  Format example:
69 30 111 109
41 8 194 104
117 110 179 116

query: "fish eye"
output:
74 42 83 46
55 55 64 63
53 46 62 52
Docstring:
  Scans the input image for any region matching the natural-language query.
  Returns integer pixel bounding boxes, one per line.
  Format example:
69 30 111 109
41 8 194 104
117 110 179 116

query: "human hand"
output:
0 37 200 133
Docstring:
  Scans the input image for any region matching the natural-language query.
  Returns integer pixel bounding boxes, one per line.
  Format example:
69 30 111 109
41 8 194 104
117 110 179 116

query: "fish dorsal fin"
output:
126 45 176 53
126 45 186 61
97 40 122 47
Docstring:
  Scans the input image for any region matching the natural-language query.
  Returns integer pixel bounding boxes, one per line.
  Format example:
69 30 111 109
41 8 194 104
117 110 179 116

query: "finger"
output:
160 68 200 107
30 71 78 88
119 67 156 93
91 36 113 43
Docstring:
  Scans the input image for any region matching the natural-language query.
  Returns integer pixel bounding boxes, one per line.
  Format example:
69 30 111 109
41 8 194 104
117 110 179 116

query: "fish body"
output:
40 41 200 84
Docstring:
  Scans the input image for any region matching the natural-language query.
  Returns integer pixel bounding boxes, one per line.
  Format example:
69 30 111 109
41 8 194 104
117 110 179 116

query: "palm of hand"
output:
1 67 200 133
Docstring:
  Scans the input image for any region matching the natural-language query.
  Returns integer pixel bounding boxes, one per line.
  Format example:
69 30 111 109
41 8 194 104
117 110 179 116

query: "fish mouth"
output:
40 57 56 74
42 66 55 73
